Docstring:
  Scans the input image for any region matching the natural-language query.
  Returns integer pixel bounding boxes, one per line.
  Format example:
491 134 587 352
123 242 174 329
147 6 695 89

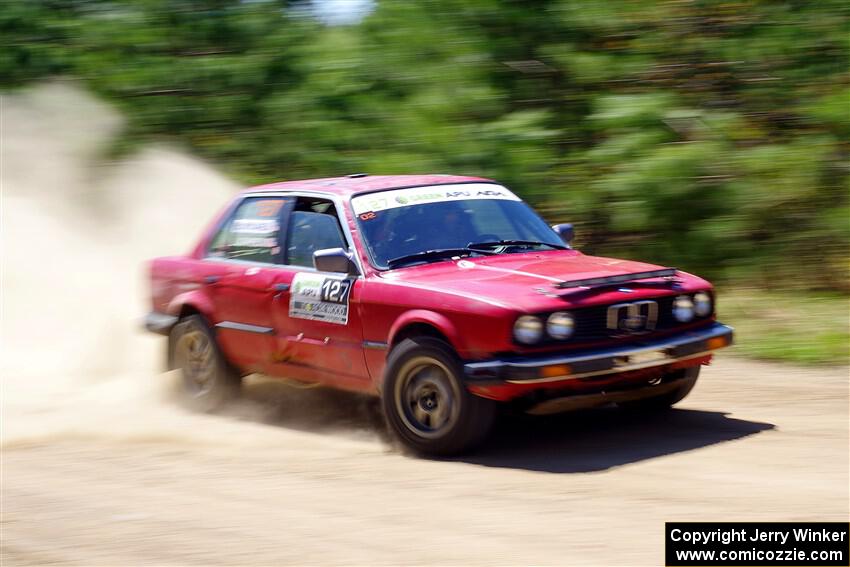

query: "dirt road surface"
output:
2 355 847 566
2 83 848 566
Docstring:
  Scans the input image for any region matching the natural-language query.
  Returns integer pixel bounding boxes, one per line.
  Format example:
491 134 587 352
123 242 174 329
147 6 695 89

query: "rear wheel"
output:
617 366 700 411
170 315 241 412
382 337 496 456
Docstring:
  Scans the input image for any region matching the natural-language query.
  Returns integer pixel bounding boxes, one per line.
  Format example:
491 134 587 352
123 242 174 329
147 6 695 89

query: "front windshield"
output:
351 183 564 269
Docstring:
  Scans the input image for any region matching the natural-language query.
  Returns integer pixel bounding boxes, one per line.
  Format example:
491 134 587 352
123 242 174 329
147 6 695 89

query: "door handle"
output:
204 275 220 285
272 282 290 301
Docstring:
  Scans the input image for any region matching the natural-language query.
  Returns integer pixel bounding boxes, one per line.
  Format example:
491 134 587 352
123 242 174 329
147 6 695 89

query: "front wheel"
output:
170 315 241 412
382 337 496 456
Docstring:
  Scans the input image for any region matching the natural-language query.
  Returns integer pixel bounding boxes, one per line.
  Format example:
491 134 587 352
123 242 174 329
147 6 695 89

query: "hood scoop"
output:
543 268 681 297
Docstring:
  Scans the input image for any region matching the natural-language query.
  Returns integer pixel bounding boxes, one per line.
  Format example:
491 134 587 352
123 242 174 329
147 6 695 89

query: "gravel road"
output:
2 355 847 566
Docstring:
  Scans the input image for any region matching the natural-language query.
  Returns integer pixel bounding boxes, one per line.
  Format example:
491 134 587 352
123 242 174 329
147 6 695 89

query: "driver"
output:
428 202 478 249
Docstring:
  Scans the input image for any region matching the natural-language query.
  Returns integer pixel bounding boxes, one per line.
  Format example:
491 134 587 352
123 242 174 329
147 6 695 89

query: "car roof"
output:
242 174 495 198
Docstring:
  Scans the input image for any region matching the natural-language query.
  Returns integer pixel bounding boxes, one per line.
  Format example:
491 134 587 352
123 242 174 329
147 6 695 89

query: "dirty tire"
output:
170 315 241 412
382 337 496 456
618 366 700 412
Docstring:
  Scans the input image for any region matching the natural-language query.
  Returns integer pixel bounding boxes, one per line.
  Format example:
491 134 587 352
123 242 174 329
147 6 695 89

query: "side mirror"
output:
314 248 359 275
552 223 574 246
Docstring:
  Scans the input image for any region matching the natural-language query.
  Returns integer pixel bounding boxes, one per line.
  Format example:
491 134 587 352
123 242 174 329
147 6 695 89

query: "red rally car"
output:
145 174 733 455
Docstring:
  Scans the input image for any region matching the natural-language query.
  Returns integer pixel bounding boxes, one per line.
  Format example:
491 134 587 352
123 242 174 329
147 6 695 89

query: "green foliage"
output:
2 0 848 290
720 289 850 365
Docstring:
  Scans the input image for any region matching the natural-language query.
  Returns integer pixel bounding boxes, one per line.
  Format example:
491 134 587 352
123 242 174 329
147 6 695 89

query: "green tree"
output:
1 0 847 288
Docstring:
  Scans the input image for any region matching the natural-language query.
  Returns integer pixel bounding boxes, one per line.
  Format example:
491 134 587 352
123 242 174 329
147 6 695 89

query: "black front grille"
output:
570 295 680 342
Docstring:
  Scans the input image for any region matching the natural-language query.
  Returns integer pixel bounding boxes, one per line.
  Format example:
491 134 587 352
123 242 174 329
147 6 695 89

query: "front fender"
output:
387 309 466 354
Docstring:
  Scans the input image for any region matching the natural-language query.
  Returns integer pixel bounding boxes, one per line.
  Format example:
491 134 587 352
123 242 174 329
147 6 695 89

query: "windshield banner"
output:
351 183 520 216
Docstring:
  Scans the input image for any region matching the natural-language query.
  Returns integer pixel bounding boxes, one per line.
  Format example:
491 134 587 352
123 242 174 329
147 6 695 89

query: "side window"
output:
208 197 287 263
285 198 347 268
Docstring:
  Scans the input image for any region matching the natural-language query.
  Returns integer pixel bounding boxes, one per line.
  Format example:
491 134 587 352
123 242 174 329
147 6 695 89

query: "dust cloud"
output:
0 82 383 450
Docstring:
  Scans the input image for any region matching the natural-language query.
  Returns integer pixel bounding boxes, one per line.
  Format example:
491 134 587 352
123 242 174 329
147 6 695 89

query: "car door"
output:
266 195 370 390
203 195 292 372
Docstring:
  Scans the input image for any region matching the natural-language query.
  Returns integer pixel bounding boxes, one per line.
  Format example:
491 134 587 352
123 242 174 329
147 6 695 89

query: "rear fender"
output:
164 290 216 371
166 289 216 325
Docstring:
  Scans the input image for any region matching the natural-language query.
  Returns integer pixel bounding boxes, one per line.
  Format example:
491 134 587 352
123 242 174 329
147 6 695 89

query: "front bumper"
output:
464 322 733 385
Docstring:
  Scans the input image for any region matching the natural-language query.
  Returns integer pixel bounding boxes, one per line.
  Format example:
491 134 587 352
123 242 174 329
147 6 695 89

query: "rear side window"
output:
285 198 347 268
208 197 287 263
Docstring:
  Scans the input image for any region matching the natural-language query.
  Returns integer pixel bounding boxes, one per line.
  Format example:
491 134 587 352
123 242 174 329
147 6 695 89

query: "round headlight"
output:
514 315 543 344
673 295 695 322
694 291 712 317
547 311 575 340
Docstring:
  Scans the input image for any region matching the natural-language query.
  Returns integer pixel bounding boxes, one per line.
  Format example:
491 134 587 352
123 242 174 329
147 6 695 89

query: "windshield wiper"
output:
467 239 567 251
387 248 494 269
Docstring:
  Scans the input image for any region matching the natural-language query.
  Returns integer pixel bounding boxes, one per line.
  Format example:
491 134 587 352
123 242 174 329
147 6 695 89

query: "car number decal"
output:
289 273 352 325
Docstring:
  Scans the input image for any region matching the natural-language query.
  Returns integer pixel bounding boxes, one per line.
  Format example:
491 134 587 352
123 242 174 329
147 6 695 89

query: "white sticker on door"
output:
289 273 352 325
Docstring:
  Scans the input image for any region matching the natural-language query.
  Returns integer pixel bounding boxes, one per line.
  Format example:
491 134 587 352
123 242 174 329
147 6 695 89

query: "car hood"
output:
378 250 708 311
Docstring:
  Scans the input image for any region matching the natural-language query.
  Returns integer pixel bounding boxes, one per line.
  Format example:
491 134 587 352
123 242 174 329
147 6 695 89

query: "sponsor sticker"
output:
351 183 520 215
255 199 283 217
289 273 352 325
232 235 277 248
231 218 279 234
